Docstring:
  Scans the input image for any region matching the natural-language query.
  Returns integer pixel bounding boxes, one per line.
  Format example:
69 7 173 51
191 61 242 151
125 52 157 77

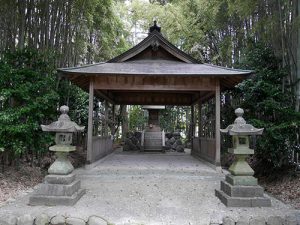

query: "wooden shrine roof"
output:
59 59 252 76
58 28 253 105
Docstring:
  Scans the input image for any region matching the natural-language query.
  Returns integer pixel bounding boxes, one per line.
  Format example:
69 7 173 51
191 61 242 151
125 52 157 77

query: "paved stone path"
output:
0 150 299 225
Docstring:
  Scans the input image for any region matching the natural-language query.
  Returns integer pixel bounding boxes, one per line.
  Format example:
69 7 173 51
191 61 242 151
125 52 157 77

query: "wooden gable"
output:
108 30 198 63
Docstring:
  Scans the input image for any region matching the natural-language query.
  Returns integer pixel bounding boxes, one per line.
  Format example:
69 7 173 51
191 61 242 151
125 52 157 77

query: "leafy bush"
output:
234 42 300 172
0 49 59 159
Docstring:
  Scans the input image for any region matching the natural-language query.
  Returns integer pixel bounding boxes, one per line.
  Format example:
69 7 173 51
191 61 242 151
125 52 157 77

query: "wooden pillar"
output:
198 99 202 153
215 80 221 166
112 104 115 136
87 78 94 163
191 104 195 137
104 100 109 136
191 104 194 151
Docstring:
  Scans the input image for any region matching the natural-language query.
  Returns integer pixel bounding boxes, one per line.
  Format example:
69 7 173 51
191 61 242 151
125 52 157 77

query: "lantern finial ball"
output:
60 105 69 114
235 108 244 117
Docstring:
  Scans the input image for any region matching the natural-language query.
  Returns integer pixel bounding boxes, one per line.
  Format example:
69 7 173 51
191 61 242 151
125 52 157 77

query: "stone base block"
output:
35 180 81 196
29 188 85 206
29 173 85 206
216 177 271 207
226 174 257 186
215 189 271 207
45 173 76 184
221 180 264 197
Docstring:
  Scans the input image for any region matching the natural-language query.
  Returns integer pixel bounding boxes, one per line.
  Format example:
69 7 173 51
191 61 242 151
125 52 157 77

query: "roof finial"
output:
149 20 161 34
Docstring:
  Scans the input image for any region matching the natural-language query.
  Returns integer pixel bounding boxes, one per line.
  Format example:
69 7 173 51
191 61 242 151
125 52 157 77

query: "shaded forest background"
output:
0 0 300 174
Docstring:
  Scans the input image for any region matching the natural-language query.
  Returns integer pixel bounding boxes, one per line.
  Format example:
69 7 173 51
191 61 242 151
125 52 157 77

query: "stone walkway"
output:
0 149 299 225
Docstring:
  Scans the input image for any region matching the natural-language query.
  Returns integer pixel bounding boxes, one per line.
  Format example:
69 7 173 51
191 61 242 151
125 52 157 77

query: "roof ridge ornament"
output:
149 20 161 34
151 40 160 51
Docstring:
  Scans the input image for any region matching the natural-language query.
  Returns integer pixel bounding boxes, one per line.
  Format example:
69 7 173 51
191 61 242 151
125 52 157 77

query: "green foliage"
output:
57 79 89 128
235 43 300 171
0 49 59 157
86 0 131 61
159 106 187 133
159 108 176 132
128 106 147 131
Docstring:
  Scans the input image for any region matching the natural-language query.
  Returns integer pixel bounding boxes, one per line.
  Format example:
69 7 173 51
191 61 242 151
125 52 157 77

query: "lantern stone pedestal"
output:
29 106 85 206
215 108 271 207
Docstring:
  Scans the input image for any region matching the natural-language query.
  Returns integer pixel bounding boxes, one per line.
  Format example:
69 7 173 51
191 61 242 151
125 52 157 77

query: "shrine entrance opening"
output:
58 23 252 167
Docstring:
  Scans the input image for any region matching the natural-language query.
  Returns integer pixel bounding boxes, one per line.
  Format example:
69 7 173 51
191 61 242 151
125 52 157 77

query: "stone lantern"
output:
215 108 271 207
29 105 86 206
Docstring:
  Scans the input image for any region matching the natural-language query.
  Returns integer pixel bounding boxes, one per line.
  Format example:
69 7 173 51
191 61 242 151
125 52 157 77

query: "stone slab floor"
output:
0 149 299 225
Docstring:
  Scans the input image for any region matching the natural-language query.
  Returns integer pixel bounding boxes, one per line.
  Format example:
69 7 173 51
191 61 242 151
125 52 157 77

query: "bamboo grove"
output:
0 0 299 172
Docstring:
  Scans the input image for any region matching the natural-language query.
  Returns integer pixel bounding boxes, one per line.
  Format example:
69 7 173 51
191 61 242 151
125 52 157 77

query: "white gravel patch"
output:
0 150 298 225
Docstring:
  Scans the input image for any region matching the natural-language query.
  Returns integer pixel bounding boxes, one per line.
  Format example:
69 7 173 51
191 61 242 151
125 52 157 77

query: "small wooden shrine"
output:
58 22 252 165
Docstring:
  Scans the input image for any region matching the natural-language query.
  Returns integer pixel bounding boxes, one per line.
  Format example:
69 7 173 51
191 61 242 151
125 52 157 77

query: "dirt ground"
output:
0 164 43 204
0 150 86 204
261 174 300 209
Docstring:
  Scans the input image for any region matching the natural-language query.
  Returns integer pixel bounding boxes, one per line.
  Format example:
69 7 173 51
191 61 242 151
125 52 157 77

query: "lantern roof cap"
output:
41 105 85 133
220 108 264 135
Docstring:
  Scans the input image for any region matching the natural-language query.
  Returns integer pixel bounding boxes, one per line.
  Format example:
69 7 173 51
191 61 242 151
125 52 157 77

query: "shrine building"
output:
58 23 252 166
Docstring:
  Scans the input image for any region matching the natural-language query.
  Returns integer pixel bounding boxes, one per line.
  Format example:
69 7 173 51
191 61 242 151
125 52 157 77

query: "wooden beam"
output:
192 92 214 105
215 79 221 166
87 78 94 163
113 92 193 105
94 75 216 91
67 74 81 81
94 90 115 104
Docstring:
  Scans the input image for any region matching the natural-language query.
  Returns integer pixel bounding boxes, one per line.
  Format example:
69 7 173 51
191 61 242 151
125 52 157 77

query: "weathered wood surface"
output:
91 136 113 163
108 30 198 63
215 80 221 166
94 75 217 91
113 91 196 105
87 79 94 163
192 137 216 164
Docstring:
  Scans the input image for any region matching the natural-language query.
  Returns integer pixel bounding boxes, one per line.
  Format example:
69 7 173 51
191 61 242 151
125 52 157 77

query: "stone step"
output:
144 143 162 148
144 137 162 140
215 189 271 207
29 189 86 206
220 180 264 198
144 140 162 146
144 132 162 139
144 145 162 149
35 180 81 197
225 174 258 186
143 148 163 152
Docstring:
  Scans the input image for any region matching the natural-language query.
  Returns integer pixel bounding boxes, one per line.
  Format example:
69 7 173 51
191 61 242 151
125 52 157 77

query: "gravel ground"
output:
0 150 299 225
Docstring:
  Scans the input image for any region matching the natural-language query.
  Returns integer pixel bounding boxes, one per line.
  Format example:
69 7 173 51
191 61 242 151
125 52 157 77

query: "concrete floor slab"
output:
0 150 298 225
